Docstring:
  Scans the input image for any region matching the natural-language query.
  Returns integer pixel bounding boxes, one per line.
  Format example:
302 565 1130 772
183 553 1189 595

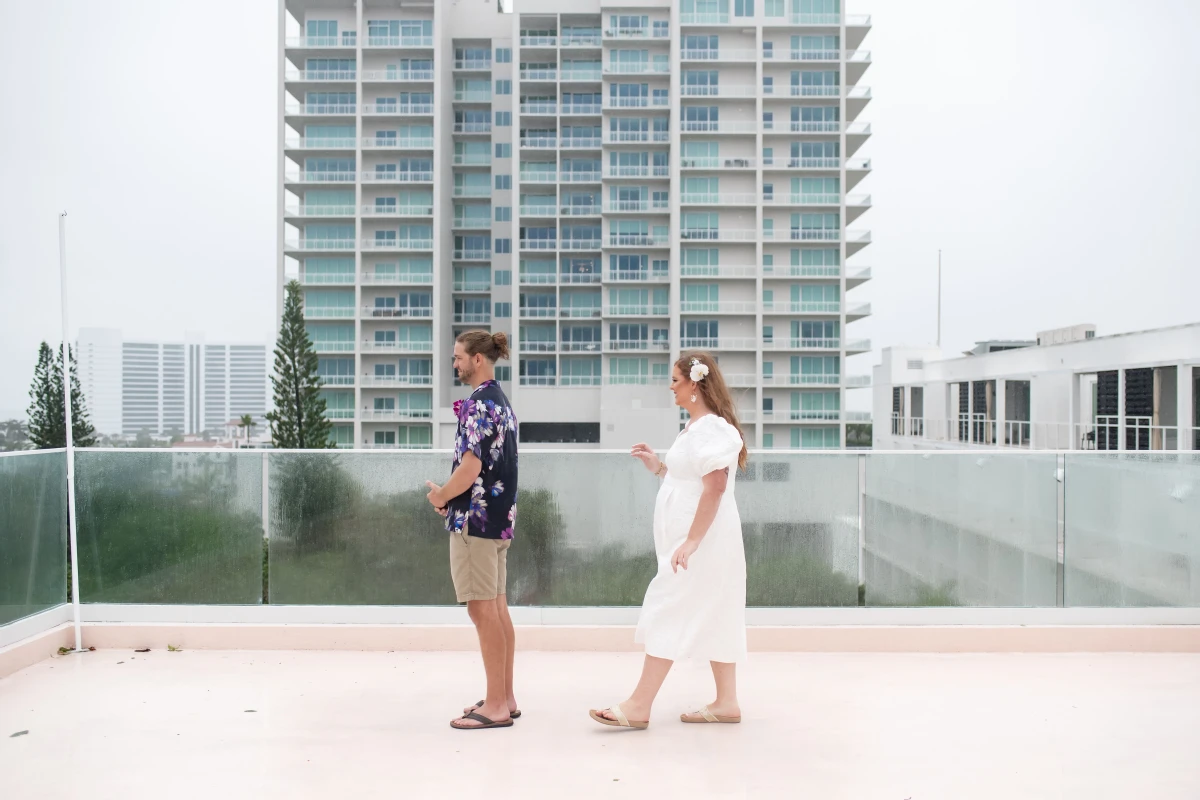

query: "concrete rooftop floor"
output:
1 649 1198 799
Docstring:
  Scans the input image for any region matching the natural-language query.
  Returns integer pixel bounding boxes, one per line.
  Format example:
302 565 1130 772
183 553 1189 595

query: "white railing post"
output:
1178 363 1194 451
59 213 83 652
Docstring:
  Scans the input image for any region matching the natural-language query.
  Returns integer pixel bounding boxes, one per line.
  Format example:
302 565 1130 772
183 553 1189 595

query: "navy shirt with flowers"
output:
446 380 519 540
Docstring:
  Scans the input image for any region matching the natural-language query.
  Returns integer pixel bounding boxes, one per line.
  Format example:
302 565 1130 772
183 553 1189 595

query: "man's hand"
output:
425 480 445 510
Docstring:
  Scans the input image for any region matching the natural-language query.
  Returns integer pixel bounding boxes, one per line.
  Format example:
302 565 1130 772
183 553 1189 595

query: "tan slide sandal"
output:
589 704 649 730
680 705 741 724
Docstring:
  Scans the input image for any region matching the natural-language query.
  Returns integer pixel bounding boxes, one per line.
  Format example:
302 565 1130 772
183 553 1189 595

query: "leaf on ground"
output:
244 710 257 713
87 646 96 651
167 645 181 652
10 731 29 738
135 648 150 653
57 647 71 655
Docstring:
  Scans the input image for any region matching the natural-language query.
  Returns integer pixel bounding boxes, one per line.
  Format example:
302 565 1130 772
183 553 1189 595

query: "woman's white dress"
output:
634 414 747 664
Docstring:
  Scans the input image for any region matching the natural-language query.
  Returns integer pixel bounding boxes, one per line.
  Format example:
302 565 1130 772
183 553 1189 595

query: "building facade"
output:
280 0 873 451
873 323 1200 452
76 328 270 437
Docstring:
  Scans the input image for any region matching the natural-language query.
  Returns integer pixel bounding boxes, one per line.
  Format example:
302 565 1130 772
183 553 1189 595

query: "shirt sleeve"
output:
462 397 500 464
693 415 744 476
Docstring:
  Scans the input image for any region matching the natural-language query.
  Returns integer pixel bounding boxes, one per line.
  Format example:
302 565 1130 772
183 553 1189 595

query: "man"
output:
425 330 519 730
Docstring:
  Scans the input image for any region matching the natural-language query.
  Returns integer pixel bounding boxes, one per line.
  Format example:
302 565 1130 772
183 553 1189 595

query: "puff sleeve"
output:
692 415 744 476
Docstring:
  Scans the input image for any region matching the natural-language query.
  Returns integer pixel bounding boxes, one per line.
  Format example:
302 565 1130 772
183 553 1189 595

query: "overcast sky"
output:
1 0 1198 420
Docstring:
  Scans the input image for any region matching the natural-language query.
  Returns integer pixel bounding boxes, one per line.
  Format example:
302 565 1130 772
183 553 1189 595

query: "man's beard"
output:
457 365 474 383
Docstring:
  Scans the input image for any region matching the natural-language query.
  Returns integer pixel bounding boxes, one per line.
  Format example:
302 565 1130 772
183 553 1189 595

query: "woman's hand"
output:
671 539 699 573
631 443 661 474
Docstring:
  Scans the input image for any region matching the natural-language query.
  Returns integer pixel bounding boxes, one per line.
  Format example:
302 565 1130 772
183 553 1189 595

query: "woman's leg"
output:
597 654 673 723
706 660 741 717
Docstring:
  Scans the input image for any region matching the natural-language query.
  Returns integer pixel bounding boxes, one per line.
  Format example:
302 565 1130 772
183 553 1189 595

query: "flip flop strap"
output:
611 705 631 727
463 711 495 726
699 706 719 723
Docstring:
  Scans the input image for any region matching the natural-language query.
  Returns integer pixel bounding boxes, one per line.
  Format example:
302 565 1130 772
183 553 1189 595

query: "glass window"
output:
495 239 512 253
735 0 755 16
496 111 512 126
496 175 512 190
496 79 512 95
766 0 784 16
495 143 512 158
495 302 512 318
495 48 512 63
495 206 512 221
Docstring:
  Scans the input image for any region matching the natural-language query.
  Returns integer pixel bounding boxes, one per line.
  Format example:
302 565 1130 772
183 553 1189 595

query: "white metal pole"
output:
937 250 941 348
59 212 83 652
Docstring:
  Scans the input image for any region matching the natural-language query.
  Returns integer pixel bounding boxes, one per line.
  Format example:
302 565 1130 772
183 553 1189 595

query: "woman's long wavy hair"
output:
676 352 749 470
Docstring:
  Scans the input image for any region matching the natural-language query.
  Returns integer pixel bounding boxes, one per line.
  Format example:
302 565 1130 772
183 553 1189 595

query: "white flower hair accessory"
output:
689 357 710 383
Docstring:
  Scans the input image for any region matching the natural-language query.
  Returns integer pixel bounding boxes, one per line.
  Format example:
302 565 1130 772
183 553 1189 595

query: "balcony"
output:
763 157 841 170
360 238 433 251
452 280 492 292
361 136 434 150
608 234 669 247
680 12 731 24
604 26 651 39
560 204 601 217
762 228 840 242
604 62 670 75
453 312 492 324
560 341 603 352
285 204 356 218
603 304 670 317
360 306 433 319
303 306 355 319
284 68 354 82
365 35 433 48
603 339 669 353
679 120 759 134
679 157 757 170
359 339 434 353
361 69 433 82
519 204 557 218
561 103 603 115
605 166 669 179
361 204 434 218
452 153 492 166
519 35 558 47
789 49 840 62
764 193 841 206
453 249 492 261
362 102 433 116
680 49 757 62
300 272 355 286
762 301 841 315
558 168 602 182
360 170 433 184
680 228 757 242
454 59 493 70
284 34 357 48
284 102 357 116
563 33 603 46
359 374 433 387
520 102 557 115
312 341 355 353
519 239 557 251
453 185 493 198
453 122 493 134
559 68 603 82
360 409 434 422
603 96 670 110
762 373 841 387
679 337 759 351
560 136 603 148
679 85 757 99
788 12 841 24
560 307 602 319
519 341 557 353
604 131 670 145
603 199 670 213
520 69 558 81
284 238 355 252
520 136 557 149
680 193 756 206
679 300 758 314
762 338 841 351
360 271 433 286
607 270 669 283
560 272 602 284
284 136 357 150
3 446 1195 798
560 239 602 251
283 171 355 184
680 264 758 279
454 90 493 103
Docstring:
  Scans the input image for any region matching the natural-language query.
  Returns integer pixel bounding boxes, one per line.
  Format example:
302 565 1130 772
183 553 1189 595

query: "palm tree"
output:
238 414 255 447
0 418 31 451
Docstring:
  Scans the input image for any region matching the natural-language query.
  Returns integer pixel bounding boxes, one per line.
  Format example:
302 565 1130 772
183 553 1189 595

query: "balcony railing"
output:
603 96 670 109
520 69 558 81
562 171 603 183
607 270 669 282
679 120 758 134
361 171 434 183
762 338 841 351
679 301 758 314
360 238 433 251
521 136 557 148
789 12 841 24
604 62 670 75
681 228 757 242
606 166 670 178
519 307 558 318
604 131 670 144
559 68 603 81
453 249 492 260
520 102 558 115
519 341 557 353
608 234 669 247
366 35 434 47
453 122 493 134
790 49 840 61
681 193 757 205
360 339 434 353
360 409 434 422
361 204 434 217
285 35 357 48
284 171 356 184
560 307 602 318
680 12 731 24
360 272 434 286
453 217 491 229
520 35 558 47
452 280 492 292
762 301 841 314
680 264 758 278
561 103 603 115
303 307 356 319
680 49 757 62
301 272 355 286
679 337 758 350
453 186 493 197
284 239 356 251
680 157 757 169
561 204 601 216
603 304 669 316
453 313 492 324
361 136 434 149
562 33 603 46
519 272 558 285
359 374 434 387
361 69 433 81
455 59 493 70
560 239 602 250
763 157 841 170
452 153 492 165
603 200 670 213
520 171 558 183
561 136 603 148
764 193 841 205
286 205 356 217
361 306 434 319
520 239 557 251
519 204 557 217
679 85 757 98
362 102 433 115
285 137 357 149
286 69 357 81
454 90 493 103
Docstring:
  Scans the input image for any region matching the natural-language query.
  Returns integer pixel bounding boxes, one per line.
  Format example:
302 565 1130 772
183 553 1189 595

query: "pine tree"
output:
266 280 334 449
27 342 98 449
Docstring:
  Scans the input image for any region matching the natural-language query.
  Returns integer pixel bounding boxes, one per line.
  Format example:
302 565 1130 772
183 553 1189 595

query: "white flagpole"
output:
59 212 83 652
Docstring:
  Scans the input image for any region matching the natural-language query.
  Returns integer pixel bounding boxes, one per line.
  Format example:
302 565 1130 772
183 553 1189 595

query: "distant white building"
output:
76 328 271 437
873 323 1199 451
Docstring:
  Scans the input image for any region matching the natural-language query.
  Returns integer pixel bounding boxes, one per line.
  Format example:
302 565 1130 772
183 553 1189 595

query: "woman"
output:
590 352 749 730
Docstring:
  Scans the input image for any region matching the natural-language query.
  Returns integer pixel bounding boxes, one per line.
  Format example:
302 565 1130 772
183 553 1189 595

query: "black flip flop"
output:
471 700 521 719
452 711 514 730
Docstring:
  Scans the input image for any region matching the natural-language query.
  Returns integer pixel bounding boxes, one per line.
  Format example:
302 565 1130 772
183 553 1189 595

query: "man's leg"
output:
451 537 511 728
495 593 518 714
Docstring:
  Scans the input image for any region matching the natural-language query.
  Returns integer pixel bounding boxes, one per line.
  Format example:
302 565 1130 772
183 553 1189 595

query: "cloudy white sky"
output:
1 0 1198 419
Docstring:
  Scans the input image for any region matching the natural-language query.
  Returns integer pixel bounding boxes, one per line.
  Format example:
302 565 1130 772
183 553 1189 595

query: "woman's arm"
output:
670 467 729 572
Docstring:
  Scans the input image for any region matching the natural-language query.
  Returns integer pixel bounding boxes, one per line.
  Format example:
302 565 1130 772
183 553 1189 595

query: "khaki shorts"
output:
449 532 511 603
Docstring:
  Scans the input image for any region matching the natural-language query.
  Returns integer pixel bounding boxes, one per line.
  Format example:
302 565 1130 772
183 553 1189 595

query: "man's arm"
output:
426 451 483 508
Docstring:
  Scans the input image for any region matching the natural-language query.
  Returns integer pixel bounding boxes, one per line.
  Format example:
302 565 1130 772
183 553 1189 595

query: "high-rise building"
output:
279 0 872 450
76 328 270 437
